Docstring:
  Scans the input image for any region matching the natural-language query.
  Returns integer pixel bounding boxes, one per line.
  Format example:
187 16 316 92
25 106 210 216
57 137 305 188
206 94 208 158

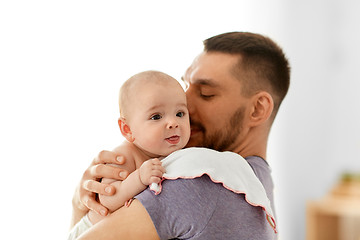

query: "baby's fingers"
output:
151 168 165 177
150 158 162 165
149 176 162 184
151 162 165 173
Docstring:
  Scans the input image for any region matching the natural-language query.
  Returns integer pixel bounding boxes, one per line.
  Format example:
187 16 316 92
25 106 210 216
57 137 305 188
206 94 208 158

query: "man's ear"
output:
118 117 135 142
249 91 274 127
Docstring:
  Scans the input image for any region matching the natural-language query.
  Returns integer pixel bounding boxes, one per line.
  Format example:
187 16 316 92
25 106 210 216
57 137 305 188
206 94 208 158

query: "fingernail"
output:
105 186 112 194
116 156 124 163
119 171 127 178
100 210 107 216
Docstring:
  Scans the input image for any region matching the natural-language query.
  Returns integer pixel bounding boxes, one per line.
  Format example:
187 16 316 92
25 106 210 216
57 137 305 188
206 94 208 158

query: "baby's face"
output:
127 80 190 157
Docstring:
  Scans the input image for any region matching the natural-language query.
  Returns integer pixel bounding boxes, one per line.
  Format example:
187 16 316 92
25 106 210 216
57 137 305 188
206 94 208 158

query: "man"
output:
71 32 290 239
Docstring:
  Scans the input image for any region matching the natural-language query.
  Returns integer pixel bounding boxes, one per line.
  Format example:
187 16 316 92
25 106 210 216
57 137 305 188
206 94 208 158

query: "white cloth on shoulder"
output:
150 147 277 233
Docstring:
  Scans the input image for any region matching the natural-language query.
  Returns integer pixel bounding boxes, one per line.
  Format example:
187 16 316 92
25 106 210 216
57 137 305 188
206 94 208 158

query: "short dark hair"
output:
203 32 290 115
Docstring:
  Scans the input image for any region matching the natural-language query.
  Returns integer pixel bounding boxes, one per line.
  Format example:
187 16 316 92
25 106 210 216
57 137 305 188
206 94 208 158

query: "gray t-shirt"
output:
136 156 277 240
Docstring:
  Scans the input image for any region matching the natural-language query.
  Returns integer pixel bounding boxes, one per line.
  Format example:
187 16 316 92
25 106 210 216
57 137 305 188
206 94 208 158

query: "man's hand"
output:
72 150 129 223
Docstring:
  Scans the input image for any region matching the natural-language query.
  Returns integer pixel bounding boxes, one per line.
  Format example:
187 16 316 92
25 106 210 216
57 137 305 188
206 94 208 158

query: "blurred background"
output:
1 0 360 239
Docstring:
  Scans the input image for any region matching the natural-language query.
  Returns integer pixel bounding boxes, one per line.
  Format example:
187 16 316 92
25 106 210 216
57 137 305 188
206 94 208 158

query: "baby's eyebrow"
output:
146 104 163 112
177 103 188 108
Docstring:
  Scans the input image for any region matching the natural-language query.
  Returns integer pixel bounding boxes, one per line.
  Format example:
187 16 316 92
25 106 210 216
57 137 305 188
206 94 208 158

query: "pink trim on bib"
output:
149 147 277 233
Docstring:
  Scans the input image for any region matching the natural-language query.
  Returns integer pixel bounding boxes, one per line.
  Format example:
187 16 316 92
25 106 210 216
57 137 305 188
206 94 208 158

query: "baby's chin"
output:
159 146 185 157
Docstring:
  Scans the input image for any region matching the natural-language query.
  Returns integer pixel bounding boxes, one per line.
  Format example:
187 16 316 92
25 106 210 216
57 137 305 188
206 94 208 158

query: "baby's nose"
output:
167 119 179 129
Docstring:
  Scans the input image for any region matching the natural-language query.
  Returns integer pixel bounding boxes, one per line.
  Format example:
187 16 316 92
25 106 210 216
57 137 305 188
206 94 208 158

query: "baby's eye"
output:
150 114 162 120
176 111 185 117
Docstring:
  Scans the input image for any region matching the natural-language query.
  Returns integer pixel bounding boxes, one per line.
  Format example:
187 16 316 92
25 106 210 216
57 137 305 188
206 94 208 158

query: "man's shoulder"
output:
136 176 229 239
245 156 273 185
137 176 276 239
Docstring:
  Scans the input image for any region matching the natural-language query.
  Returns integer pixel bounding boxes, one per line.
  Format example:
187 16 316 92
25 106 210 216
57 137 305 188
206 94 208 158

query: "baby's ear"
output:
118 118 135 142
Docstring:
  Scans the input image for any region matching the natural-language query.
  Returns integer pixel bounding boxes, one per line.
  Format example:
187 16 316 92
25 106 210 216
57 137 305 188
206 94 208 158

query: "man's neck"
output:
232 128 269 161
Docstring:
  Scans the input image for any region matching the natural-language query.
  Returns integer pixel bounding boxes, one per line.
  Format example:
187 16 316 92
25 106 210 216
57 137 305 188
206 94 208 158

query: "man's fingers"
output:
93 150 126 165
83 180 116 196
89 164 129 180
83 180 102 194
83 195 109 216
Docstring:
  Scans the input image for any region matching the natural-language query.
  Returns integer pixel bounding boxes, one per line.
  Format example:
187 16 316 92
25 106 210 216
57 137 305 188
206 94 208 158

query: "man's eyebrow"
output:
194 79 219 87
196 79 222 90
181 75 220 88
181 75 218 86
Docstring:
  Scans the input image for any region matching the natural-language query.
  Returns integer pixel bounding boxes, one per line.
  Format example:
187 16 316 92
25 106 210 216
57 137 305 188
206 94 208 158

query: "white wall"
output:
269 0 360 238
1 1 359 239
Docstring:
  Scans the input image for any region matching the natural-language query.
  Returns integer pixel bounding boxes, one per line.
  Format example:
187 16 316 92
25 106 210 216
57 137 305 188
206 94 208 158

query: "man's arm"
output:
78 199 160 240
70 150 129 228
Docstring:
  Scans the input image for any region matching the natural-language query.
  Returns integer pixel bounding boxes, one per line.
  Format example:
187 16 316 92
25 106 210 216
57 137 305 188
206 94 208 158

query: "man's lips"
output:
166 135 180 144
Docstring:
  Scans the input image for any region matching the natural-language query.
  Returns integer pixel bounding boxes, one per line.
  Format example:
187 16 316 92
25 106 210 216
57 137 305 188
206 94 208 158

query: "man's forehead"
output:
181 60 221 87
181 56 243 93
181 52 203 78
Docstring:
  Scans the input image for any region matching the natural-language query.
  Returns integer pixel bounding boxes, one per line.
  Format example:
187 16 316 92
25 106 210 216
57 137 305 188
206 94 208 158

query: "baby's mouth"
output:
166 135 180 144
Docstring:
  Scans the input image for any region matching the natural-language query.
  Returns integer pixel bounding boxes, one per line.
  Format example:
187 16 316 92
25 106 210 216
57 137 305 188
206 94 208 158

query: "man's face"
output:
183 51 250 152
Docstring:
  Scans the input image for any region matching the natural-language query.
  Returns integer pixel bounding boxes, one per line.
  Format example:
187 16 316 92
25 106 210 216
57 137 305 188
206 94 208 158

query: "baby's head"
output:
118 70 190 158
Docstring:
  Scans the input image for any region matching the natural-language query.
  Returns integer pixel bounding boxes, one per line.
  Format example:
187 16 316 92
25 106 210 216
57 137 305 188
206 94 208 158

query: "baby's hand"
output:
139 158 166 186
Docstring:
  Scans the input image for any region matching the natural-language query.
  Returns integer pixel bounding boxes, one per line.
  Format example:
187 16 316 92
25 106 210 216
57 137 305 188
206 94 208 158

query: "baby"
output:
68 70 190 239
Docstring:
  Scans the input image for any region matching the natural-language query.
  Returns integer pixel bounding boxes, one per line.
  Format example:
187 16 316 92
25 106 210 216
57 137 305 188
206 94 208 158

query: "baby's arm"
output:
99 158 165 212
